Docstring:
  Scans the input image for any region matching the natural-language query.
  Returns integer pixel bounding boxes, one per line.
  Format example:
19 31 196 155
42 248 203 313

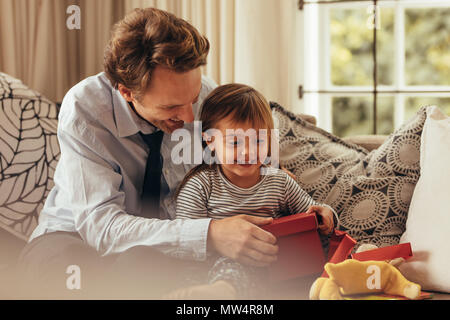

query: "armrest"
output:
342 135 388 152
293 112 386 151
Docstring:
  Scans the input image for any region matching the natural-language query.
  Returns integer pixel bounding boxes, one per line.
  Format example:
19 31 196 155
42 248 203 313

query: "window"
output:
300 0 450 137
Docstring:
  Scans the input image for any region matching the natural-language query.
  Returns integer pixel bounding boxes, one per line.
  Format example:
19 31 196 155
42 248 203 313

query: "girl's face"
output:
205 115 270 186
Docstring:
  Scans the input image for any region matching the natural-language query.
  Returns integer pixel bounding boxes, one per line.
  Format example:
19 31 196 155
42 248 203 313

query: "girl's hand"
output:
306 205 334 235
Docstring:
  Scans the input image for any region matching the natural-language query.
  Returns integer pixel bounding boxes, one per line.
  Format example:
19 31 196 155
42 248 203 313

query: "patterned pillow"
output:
271 102 426 249
0 72 60 240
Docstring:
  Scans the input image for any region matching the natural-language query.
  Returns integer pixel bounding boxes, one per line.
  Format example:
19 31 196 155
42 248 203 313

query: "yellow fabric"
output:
309 277 344 300
310 259 421 300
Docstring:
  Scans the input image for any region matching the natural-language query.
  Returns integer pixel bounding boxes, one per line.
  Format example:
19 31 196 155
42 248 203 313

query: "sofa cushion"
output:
0 72 60 240
271 102 426 249
399 106 450 293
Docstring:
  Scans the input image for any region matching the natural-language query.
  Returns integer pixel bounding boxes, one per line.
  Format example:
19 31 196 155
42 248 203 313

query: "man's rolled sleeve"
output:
174 218 212 261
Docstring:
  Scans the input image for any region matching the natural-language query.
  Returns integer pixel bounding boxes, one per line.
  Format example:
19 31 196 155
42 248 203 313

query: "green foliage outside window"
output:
330 7 450 137
405 8 450 86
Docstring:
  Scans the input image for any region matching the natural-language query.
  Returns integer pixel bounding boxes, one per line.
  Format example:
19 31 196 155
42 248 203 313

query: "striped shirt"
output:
176 166 320 220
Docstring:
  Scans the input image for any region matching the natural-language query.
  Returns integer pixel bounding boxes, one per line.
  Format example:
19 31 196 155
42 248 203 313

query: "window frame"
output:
301 0 450 135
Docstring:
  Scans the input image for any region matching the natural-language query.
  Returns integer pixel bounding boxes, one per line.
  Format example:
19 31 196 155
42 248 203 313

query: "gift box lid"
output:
351 242 413 261
261 213 318 238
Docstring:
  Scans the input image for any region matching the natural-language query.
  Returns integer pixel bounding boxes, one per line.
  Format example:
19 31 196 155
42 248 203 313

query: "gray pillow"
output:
271 102 426 249
0 72 60 240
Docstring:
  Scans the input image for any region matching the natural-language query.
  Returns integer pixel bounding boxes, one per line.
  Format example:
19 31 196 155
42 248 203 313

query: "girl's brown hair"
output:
104 7 210 100
175 83 274 198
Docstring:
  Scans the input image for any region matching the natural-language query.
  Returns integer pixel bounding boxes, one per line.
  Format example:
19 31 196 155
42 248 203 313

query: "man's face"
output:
120 66 202 133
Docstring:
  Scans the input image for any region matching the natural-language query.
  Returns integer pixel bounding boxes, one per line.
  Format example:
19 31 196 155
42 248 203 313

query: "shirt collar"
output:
112 87 158 138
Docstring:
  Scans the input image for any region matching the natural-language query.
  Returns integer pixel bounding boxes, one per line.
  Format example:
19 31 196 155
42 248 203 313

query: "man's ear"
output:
118 84 134 102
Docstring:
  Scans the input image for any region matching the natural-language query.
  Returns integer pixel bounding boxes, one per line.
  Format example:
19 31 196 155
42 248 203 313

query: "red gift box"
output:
321 229 357 277
351 242 413 262
261 213 326 282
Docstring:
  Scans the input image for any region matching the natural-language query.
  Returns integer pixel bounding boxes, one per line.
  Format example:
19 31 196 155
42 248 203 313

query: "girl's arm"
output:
284 174 318 215
176 172 211 219
283 174 340 231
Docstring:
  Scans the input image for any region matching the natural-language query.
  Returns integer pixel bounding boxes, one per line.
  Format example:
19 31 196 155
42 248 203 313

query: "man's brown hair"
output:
104 7 210 98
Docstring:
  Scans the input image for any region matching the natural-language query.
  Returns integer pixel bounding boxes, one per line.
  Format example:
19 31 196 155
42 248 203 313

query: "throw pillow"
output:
398 106 450 293
0 72 60 240
271 102 427 249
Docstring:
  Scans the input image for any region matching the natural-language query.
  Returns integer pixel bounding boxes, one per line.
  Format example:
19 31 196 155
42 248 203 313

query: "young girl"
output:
168 84 338 299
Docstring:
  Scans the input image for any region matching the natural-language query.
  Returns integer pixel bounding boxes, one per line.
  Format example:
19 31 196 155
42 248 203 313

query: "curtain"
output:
233 0 299 110
0 0 78 102
124 0 300 108
0 0 300 109
122 0 237 85
0 0 124 102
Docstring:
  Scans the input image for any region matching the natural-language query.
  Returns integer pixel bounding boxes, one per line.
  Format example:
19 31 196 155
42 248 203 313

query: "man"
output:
17 8 278 299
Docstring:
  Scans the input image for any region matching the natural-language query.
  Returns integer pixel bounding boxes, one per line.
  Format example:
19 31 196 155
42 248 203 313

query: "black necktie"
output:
140 130 164 218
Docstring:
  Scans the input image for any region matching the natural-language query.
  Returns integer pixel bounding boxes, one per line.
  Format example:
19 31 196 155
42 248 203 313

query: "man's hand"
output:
207 215 279 267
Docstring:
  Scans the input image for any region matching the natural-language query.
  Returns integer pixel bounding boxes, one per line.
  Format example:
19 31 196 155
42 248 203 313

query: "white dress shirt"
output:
29 72 217 260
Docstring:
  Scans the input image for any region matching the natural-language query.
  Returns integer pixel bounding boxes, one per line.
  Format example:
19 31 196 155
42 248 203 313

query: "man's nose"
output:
178 104 194 123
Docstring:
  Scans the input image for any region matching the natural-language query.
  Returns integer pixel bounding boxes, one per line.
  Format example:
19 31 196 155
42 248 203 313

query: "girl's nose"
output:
238 140 258 163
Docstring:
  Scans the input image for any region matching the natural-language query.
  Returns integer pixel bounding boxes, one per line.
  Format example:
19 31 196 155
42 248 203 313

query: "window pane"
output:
377 97 395 135
405 97 450 121
332 96 394 137
376 8 394 86
405 8 450 85
330 7 394 86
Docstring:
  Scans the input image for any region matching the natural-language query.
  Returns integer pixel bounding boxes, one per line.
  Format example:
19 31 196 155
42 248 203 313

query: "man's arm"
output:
54 121 211 260
207 216 279 267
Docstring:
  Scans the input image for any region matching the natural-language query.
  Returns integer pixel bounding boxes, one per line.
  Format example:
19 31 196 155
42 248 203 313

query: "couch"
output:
1 72 448 300
0 88 386 299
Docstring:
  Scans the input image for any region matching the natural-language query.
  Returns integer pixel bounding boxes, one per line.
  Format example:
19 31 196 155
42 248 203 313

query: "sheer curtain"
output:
125 0 301 109
0 0 300 109
0 0 79 102
0 0 124 102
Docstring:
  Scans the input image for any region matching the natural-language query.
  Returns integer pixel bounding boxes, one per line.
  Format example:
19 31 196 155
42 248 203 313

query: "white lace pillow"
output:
272 102 426 249
399 106 450 293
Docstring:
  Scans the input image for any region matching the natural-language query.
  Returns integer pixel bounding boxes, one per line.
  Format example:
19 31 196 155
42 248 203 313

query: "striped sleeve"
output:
176 172 211 219
283 174 318 214
283 174 340 227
